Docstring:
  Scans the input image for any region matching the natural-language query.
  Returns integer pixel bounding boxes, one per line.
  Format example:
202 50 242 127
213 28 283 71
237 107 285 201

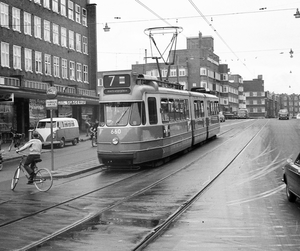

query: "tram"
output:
96 73 220 167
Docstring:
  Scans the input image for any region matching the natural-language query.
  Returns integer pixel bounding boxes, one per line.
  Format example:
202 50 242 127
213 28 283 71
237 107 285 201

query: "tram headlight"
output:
112 137 119 145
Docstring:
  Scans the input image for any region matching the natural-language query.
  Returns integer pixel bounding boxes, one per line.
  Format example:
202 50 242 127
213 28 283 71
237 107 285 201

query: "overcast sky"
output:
91 0 300 94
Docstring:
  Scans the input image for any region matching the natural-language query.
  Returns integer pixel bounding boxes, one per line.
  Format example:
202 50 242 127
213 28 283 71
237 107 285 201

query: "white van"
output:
35 118 80 148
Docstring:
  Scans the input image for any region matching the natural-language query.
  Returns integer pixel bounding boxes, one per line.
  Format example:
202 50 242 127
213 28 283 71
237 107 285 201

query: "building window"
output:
35 51 42 73
253 92 257 97
68 0 74 20
76 33 81 52
170 69 176 77
83 65 88 83
82 8 87 26
62 58 68 79
179 68 186 76
83 36 88 54
0 2 9 28
13 45 21 70
76 63 82 81
44 54 51 75
161 69 167 77
52 0 59 13
53 23 59 45
1 42 9 67
75 4 80 23
25 48 32 72
61 27 67 47
34 16 42 39
69 30 74 50
44 0 50 9
24 12 32 35
200 67 207 76
12 7 21 32
44 20 51 42
69 61 75 80
60 0 66 16
53 56 60 77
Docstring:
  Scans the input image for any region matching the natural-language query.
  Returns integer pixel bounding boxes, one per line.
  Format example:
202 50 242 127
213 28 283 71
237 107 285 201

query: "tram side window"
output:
147 98 157 125
210 101 219 115
207 101 211 116
174 99 180 120
194 100 204 118
184 99 189 119
130 102 146 126
194 100 199 118
161 98 169 123
169 99 175 122
200 101 204 117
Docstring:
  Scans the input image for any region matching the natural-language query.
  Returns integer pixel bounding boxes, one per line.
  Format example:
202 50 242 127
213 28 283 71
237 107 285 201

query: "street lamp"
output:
294 8 300 18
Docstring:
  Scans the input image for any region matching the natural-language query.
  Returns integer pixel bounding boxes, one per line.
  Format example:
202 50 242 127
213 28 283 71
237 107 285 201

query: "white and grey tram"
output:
96 73 220 167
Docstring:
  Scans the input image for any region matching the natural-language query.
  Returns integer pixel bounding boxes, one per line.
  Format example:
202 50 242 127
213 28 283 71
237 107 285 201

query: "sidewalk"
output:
0 132 102 178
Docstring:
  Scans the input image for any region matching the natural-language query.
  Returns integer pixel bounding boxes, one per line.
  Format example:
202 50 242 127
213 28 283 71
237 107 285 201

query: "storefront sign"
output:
46 99 58 109
58 100 87 105
0 93 14 102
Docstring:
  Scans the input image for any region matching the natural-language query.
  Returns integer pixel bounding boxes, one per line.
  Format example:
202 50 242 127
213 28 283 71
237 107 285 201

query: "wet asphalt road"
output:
2 119 300 250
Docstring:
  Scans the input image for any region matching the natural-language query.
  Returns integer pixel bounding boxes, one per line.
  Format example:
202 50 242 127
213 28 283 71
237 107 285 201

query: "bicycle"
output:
11 154 53 192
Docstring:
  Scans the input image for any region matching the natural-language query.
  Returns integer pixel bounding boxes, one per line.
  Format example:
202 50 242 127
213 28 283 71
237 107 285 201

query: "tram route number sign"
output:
46 99 57 109
103 74 130 88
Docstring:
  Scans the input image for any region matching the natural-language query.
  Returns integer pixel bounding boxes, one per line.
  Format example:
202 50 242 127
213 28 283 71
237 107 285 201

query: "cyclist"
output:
16 131 42 184
90 120 99 136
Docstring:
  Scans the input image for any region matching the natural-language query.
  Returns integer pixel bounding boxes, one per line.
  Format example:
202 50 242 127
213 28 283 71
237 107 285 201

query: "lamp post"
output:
294 8 300 18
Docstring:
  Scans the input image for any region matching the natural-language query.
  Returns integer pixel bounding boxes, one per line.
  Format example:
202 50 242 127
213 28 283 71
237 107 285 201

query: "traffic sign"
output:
46 99 57 109
46 87 57 99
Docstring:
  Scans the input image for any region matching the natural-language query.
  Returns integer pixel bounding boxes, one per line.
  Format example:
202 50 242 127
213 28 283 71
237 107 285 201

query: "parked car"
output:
296 113 300 119
283 152 300 202
35 117 79 148
224 112 235 119
219 112 225 122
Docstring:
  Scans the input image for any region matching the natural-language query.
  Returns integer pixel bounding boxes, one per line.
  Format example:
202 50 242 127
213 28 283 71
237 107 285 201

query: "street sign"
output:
46 99 57 109
46 87 57 99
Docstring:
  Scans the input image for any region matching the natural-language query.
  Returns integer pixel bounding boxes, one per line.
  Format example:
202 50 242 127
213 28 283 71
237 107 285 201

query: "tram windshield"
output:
100 102 146 127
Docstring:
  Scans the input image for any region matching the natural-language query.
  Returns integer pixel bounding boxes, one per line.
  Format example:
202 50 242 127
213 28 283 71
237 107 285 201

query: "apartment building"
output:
0 0 98 140
243 75 265 118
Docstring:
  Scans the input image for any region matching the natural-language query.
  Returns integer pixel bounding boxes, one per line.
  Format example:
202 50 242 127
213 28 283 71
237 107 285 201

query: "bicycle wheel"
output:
11 168 20 190
34 168 53 192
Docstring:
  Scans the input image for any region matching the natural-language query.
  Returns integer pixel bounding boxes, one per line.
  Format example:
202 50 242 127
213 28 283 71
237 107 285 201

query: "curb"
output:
51 165 102 178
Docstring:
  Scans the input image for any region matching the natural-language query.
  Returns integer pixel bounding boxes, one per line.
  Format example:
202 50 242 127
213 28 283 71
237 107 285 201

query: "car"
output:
219 112 225 122
224 112 235 119
296 113 300 119
283 153 300 202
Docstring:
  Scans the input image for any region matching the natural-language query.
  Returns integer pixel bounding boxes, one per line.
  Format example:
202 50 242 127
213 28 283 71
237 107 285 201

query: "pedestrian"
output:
0 133 3 171
85 118 90 136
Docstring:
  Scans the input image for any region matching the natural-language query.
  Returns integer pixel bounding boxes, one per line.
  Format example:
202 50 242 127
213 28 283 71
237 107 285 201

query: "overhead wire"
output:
188 0 246 67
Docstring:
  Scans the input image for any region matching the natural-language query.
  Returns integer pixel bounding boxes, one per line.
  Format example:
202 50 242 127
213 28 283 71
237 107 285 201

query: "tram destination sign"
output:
103 74 131 94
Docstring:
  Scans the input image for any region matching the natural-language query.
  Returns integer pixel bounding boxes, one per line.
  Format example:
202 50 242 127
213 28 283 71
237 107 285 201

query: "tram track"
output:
0 120 268 250
133 119 269 250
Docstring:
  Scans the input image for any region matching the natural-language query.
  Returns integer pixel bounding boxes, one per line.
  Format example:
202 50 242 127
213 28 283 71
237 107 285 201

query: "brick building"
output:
0 0 98 141
243 75 265 118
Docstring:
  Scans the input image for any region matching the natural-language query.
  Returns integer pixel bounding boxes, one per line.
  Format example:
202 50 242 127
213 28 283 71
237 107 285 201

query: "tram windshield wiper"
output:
116 108 130 125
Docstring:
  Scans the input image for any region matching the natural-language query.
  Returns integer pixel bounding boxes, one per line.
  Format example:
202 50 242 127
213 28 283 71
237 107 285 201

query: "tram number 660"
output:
111 129 121 134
